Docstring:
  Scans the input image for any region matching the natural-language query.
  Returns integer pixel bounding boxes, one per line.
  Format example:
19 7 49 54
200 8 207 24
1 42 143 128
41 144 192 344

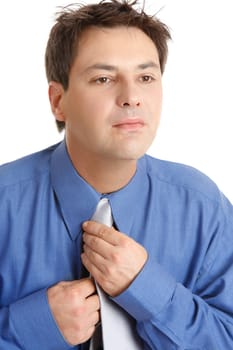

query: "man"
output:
0 1 233 349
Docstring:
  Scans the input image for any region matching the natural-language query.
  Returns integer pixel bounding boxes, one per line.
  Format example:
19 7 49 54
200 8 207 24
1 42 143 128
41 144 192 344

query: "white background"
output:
0 1 232 202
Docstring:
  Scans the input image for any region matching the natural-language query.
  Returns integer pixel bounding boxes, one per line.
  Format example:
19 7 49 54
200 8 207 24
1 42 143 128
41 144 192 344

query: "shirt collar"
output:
51 141 147 240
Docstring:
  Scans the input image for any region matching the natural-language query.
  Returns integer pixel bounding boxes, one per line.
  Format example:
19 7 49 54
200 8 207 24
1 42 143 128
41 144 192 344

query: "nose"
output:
116 80 141 108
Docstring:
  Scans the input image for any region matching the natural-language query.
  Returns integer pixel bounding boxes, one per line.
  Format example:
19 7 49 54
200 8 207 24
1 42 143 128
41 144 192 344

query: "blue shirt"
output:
1 141 233 350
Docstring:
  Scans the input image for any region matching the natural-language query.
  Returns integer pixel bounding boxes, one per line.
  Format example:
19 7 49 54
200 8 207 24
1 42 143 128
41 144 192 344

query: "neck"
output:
67 148 137 194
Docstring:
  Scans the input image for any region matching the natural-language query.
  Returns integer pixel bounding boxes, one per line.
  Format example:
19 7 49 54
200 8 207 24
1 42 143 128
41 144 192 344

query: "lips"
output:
113 118 145 131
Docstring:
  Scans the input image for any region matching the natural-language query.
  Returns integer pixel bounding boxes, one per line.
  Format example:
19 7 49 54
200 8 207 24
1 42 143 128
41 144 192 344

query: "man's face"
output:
57 26 163 164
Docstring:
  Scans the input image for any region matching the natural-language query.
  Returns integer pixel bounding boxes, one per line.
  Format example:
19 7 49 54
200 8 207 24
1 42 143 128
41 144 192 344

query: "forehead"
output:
73 26 159 68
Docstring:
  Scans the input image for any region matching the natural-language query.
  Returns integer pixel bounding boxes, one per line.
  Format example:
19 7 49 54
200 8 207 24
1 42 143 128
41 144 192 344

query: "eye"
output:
94 77 111 84
140 75 155 83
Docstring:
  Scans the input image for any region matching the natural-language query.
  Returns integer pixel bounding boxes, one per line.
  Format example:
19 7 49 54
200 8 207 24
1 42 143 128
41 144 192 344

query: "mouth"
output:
113 118 145 131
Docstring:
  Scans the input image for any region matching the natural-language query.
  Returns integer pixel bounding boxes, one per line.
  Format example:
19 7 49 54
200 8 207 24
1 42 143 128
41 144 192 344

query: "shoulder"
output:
0 143 60 188
142 154 223 203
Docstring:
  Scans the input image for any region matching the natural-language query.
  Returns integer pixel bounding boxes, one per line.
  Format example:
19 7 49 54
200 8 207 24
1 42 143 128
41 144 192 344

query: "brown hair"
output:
45 0 171 131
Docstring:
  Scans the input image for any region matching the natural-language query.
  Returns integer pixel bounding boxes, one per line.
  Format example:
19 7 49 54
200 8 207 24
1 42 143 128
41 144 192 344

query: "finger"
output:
61 278 97 298
82 311 101 341
86 293 100 312
80 279 98 298
89 310 101 328
81 249 107 278
83 232 113 258
82 221 122 245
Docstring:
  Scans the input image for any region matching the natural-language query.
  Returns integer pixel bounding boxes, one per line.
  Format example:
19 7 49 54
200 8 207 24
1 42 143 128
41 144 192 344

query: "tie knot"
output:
91 198 113 227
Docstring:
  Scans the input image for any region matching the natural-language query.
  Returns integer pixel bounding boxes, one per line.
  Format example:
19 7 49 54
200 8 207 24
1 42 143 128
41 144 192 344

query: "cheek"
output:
147 97 162 121
154 91 163 116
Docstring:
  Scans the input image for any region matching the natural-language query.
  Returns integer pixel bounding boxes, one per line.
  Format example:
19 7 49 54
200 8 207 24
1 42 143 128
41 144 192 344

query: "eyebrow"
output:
84 61 160 73
137 61 160 70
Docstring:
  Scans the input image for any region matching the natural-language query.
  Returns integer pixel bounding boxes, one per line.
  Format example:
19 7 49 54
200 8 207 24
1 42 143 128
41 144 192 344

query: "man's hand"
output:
81 221 148 297
47 279 100 346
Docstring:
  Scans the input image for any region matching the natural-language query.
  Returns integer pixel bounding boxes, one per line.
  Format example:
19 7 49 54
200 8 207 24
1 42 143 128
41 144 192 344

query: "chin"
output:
123 142 153 159
118 148 148 161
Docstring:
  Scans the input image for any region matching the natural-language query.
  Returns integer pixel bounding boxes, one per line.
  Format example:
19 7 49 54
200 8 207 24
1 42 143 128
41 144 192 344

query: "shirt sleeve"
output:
0 288 74 350
114 197 233 349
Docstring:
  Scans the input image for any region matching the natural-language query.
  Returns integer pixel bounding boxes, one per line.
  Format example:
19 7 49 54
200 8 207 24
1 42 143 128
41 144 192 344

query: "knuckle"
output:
73 318 84 333
92 294 100 308
103 263 116 277
53 281 66 292
98 273 108 286
66 286 82 303
110 250 121 264
121 237 132 249
92 236 99 245
73 304 86 318
56 281 65 287
98 226 108 238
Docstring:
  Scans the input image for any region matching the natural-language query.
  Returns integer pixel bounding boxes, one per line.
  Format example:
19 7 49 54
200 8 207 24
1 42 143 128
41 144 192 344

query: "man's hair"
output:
45 0 171 131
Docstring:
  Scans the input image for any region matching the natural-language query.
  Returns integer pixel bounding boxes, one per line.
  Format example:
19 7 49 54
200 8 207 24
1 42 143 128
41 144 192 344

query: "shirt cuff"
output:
9 288 73 350
113 255 177 321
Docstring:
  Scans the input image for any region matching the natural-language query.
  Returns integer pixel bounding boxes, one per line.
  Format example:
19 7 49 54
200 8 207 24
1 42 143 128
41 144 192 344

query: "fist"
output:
81 221 148 297
47 278 100 345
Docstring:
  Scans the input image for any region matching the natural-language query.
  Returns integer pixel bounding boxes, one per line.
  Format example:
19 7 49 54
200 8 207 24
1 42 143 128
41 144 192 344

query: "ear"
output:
48 81 66 122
